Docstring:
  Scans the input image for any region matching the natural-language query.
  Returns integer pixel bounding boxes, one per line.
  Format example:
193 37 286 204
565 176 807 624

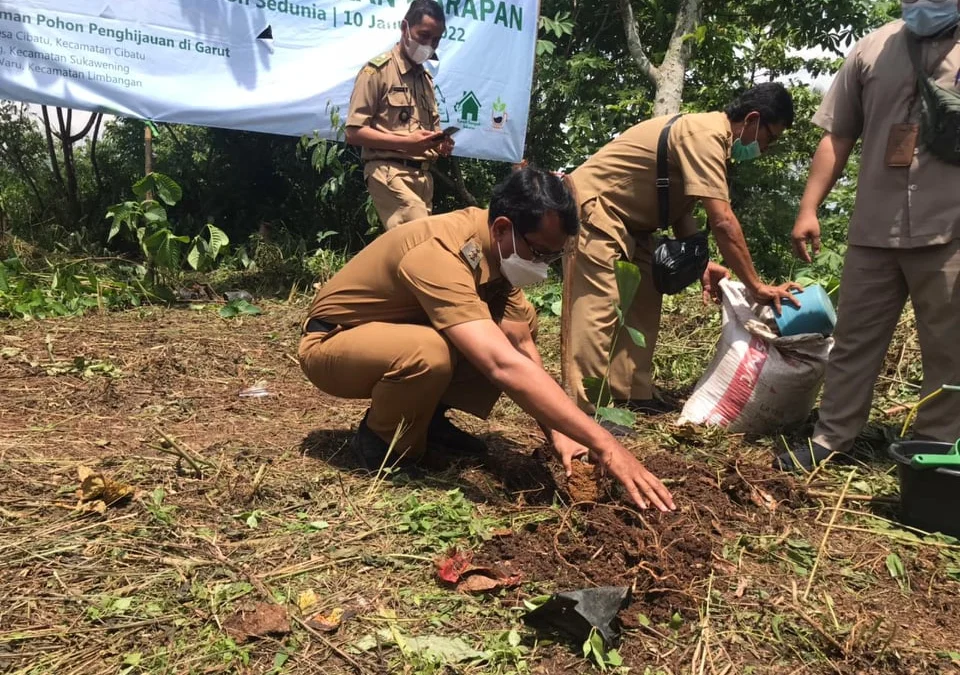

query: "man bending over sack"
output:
563 83 802 426
298 168 675 511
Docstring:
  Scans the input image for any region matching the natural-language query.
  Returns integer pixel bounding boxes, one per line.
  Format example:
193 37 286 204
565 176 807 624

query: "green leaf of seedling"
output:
596 406 636 428
186 244 201 271
614 260 642 312
582 377 612 409
626 327 646 348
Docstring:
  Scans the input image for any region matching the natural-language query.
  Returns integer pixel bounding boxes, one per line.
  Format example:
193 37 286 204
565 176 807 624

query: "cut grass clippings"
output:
1 299 958 674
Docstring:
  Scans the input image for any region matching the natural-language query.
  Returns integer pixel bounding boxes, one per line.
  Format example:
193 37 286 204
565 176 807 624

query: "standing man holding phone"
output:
346 0 455 230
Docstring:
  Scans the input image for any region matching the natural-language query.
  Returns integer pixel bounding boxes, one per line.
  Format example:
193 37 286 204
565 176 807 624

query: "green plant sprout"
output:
582 260 646 429
106 172 229 285
582 627 623 671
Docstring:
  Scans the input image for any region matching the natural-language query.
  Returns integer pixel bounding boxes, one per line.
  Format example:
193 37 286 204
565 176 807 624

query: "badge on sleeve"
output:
460 239 482 269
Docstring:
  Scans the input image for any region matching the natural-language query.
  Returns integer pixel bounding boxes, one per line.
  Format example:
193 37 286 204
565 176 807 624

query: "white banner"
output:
0 0 538 162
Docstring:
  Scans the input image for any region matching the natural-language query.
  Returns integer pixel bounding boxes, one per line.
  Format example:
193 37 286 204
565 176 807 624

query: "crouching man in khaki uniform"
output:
563 83 801 426
299 168 675 511
345 0 454 230
779 1 960 470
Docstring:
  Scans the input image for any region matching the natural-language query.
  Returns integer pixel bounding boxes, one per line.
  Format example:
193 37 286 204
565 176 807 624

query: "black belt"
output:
367 158 431 171
305 317 338 333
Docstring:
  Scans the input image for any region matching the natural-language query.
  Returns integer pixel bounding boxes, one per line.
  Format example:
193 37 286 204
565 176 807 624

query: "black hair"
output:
403 0 446 27
489 166 579 237
725 82 795 128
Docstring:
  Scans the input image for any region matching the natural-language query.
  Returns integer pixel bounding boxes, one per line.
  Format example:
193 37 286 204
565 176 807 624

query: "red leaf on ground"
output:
436 548 475 584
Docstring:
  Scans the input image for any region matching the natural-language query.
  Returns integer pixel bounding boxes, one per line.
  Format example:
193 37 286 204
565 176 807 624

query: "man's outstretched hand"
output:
596 445 676 512
552 433 589 476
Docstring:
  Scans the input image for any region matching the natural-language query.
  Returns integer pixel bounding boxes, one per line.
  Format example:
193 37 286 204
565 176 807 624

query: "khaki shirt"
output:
570 112 732 239
814 20 960 248
307 208 534 331
346 44 441 163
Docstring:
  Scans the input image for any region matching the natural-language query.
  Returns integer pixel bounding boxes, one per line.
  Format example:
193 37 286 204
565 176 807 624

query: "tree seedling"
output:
582 260 646 429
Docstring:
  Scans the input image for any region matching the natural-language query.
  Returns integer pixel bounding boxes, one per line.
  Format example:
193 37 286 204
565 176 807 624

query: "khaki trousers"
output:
298 314 536 459
364 161 434 230
813 242 960 452
562 205 662 412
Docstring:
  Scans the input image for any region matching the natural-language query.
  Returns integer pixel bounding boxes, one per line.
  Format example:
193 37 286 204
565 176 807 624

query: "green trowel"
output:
910 439 960 469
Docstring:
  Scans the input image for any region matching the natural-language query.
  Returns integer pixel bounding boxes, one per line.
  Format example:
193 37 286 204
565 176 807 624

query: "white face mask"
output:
497 226 550 287
403 28 435 65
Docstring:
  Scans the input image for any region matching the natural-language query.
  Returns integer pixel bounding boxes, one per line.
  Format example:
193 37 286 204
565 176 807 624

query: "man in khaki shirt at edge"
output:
780 0 960 470
299 168 676 512
563 83 801 424
346 0 454 231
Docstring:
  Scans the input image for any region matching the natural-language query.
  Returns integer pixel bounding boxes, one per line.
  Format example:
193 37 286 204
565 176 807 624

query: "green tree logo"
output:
491 96 508 129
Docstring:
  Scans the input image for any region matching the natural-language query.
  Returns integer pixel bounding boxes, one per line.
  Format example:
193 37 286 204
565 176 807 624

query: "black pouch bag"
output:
651 114 710 295
907 34 960 166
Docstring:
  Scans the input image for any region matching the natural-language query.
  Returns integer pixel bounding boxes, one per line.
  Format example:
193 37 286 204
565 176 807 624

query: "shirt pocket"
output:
386 90 416 132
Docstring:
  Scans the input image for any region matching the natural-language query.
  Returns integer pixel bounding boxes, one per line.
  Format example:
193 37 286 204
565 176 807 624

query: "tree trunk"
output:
144 124 155 201
618 0 704 116
431 157 478 207
40 106 65 190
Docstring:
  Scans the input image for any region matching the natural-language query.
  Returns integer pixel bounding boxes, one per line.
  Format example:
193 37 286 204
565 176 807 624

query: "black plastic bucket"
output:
888 441 960 538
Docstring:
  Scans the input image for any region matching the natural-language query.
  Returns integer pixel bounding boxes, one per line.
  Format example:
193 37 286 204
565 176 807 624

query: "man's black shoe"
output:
598 417 634 437
427 407 487 457
351 411 390 471
616 398 676 416
773 440 838 472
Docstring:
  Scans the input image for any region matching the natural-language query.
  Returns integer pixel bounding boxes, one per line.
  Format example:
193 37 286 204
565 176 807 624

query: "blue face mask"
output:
731 118 762 162
903 0 960 37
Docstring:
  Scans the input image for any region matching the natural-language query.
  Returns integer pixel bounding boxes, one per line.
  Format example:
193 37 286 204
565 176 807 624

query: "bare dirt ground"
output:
2 300 959 674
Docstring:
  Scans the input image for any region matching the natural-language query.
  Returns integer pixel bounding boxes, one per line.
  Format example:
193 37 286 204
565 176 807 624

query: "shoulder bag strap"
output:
657 114 683 232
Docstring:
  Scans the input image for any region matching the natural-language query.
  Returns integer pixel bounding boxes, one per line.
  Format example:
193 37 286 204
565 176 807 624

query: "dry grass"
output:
1 299 958 674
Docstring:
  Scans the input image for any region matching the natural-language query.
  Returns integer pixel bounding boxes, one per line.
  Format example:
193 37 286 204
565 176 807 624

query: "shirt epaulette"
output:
367 52 392 68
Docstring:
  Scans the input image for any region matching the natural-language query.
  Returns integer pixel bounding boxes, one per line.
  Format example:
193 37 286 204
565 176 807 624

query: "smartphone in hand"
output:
442 126 461 137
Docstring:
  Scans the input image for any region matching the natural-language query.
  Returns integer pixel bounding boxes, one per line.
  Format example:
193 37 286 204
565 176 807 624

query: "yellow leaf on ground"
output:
75 466 134 506
297 589 319 613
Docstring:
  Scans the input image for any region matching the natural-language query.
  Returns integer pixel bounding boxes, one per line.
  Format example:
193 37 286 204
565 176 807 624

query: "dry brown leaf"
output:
749 487 777 512
75 499 107 515
454 561 523 594
223 602 291 642
457 575 501 593
735 577 750 598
